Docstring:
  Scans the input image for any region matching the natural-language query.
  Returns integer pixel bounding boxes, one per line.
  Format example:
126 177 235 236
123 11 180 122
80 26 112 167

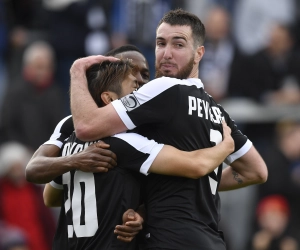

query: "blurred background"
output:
0 0 300 249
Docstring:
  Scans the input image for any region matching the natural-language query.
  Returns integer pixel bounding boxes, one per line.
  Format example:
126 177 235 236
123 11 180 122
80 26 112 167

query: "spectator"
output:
250 195 299 250
0 221 29 250
4 0 49 88
43 0 113 114
0 141 56 250
228 23 300 104
198 5 244 102
258 120 300 233
233 0 296 55
227 23 300 150
0 40 65 151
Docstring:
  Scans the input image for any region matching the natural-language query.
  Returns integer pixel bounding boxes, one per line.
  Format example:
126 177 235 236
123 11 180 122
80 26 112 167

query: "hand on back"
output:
71 141 117 173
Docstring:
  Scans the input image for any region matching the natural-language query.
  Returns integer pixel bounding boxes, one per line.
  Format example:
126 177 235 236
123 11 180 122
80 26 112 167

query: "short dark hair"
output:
157 8 205 46
86 60 135 107
105 44 142 56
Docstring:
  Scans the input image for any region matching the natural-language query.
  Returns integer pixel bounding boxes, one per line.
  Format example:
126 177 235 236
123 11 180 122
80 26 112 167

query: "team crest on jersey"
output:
120 93 140 112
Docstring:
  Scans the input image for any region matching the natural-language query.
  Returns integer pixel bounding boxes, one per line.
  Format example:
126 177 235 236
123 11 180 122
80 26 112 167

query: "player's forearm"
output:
218 165 252 191
218 147 268 191
26 155 75 184
189 140 234 178
70 56 125 140
70 78 126 140
151 142 232 179
70 64 102 140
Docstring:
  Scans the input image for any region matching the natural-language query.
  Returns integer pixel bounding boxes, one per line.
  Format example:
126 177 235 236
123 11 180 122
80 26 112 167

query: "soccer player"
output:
25 45 149 185
44 59 234 249
69 9 268 249
25 45 151 245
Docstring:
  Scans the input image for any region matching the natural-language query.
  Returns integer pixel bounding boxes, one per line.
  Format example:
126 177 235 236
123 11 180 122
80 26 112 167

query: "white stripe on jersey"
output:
50 180 63 190
44 115 73 148
113 132 164 175
112 77 204 130
225 139 253 164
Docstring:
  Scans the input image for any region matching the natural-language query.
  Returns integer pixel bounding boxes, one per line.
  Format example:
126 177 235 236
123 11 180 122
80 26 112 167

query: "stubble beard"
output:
155 56 195 79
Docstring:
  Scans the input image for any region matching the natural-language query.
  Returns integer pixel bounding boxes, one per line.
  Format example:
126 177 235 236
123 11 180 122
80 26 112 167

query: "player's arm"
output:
70 55 126 140
43 183 63 207
149 121 234 178
114 127 233 241
218 145 268 191
114 124 232 242
25 142 117 184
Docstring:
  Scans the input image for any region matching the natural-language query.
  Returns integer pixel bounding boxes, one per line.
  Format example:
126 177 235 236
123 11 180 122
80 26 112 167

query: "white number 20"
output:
63 172 98 238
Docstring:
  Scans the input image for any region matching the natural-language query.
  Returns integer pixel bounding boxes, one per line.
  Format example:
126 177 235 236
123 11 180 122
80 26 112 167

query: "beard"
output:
155 56 195 79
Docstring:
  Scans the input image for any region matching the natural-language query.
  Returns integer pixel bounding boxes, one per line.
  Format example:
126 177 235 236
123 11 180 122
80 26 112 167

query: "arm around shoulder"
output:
70 56 126 141
73 103 126 141
149 120 234 178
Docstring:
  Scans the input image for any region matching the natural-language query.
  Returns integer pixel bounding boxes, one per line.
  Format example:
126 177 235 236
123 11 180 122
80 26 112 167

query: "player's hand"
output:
114 209 144 242
221 119 234 154
70 55 120 75
71 141 117 172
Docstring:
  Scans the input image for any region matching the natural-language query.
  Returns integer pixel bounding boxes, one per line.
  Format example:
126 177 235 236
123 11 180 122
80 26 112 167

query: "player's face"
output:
116 51 150 86
155 23 199 79
120 73 139 97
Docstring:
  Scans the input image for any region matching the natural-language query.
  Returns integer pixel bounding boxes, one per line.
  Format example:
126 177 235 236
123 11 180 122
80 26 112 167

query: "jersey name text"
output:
188 96 223 124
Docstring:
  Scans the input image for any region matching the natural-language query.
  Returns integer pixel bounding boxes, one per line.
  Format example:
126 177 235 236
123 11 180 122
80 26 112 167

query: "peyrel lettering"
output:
62 140 101 157
188 96 223 124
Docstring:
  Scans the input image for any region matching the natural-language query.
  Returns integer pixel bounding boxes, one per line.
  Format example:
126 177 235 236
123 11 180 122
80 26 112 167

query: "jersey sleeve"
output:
111 77 179 130
221 105 252 164
50 175 63 190
44 115 74 148
110 132 164 175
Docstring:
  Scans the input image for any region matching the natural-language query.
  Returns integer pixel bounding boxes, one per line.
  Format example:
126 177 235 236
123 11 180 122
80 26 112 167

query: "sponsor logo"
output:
120 93 140 111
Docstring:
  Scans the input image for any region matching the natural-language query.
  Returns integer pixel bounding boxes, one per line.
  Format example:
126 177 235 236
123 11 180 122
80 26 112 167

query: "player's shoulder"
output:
148 77 204 87
137 77 204 98
44 115 74 147
55 115 73 129
112 132 161 152
112 132 154 145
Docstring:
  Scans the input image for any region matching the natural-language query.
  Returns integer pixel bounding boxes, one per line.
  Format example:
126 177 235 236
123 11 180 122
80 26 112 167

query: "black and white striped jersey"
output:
43 115 74 148
43 115 73 250
112 76 252 250
46 116 164 250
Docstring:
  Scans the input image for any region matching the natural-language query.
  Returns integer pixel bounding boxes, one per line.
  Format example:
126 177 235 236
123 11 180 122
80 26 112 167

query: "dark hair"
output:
86 60 135 107
105 44 142 56
157 8 205 46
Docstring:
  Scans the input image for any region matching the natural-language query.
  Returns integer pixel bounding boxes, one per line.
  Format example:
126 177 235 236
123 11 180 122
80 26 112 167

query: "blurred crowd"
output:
0 0 300 249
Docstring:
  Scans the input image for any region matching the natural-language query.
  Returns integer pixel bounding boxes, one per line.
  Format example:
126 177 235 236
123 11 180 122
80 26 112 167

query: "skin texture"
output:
155 23 204 79
115 51 150 86
26 142 116 184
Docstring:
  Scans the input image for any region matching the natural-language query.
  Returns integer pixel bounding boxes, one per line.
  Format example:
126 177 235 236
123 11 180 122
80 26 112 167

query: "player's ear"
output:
195 45 205 64
101 91 118 105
